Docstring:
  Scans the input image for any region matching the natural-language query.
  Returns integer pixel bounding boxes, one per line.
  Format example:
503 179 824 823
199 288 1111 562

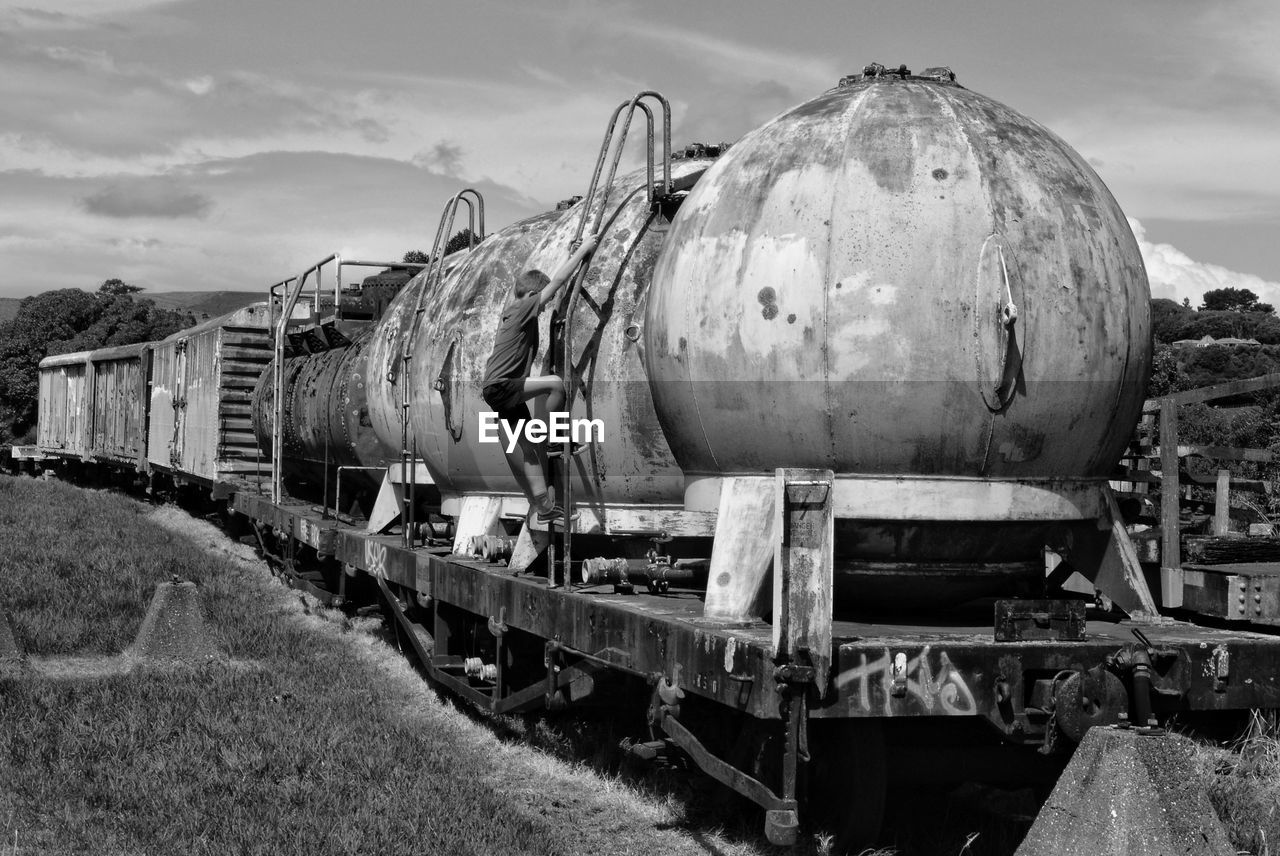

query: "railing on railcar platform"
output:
267 254 430 505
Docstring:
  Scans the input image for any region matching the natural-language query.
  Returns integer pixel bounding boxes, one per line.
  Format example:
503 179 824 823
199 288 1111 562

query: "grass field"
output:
0 477 760 856
3 475 1274 855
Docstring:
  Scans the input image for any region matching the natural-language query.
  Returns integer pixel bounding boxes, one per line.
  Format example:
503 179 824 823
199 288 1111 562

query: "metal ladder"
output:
552 91 673 583
398 189 484 547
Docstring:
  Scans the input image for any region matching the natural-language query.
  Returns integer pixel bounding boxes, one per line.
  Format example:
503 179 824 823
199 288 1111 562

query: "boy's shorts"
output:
482 380 531 426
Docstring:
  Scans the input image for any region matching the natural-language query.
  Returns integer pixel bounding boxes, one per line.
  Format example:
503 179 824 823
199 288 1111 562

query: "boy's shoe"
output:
535 504 580 524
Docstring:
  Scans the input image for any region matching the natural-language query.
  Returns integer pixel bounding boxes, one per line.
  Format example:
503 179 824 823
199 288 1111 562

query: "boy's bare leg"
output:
517 433 550 510
522 375 568 491
502 448 534 497
496 414 535 498
522 375 565 418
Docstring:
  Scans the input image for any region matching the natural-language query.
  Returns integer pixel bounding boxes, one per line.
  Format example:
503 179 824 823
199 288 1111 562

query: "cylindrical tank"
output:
644 67 1151 601
359 248 483 480
363 212 564 494
647 67 1150 493
252 324 392 490
402 159 717 508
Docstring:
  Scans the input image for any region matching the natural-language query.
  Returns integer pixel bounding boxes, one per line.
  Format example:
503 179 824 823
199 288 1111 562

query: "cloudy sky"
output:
1 0 1277 306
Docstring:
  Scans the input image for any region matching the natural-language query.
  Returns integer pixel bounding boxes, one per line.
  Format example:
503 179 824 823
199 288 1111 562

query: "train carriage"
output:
85 342 152 468
36 351 93 459
24 65 1280 854
147 304 275 494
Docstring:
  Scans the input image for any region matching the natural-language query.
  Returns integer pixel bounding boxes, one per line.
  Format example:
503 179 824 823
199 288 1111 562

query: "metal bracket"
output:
487 607 508 637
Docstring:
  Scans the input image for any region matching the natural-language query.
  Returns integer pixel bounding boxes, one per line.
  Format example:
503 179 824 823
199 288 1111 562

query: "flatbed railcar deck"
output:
231 491 1280 732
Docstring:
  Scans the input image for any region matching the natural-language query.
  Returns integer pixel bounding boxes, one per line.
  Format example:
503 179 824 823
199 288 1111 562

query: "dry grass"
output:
0 475 763 856
1194 710 1280 855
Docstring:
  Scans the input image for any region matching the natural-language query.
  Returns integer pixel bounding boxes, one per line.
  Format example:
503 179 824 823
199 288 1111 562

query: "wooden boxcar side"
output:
86 343 151 469
37 351 93 459
147 303 274 492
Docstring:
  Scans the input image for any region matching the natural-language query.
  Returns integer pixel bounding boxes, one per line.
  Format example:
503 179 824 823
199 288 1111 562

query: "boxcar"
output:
85 342 151 469
147 304 274 494
36 351 93 460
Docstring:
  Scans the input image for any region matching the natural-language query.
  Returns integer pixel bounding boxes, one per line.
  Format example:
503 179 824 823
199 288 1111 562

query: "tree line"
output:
0 235 484 447
0 281 194 445
1152 287 1279 344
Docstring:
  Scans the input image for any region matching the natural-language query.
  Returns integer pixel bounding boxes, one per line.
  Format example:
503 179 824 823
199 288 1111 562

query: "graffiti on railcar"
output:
834 646 977 716
364 540 387 580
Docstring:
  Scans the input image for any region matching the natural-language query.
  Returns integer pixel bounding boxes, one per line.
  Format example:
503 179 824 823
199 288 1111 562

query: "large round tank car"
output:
401 158 717 514
645 66 1151 604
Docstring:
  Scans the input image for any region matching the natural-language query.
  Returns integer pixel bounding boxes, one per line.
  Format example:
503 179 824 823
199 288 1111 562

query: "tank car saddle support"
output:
645 469 833 845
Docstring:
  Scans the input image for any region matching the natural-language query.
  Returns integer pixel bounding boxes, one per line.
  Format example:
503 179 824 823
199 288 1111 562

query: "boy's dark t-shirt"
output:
482 292 540 388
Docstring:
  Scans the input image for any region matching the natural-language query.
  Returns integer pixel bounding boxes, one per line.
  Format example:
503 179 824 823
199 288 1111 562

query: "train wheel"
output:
806 719 887 854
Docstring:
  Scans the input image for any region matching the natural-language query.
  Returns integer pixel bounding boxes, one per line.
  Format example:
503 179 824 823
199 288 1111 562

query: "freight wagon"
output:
24 66 1280 853
36 343 150 468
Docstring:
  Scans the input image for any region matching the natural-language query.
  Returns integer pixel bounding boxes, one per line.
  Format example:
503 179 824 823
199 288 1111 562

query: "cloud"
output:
81 178 212 218
0 0 182 26
1131 217 1280 309
0 150 548 298
413 141 465 177
680 79 801 146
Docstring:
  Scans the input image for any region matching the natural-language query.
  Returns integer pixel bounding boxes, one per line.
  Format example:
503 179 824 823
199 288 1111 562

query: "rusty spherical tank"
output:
252 324 394 487
403 159 716 507
646 69 1152 509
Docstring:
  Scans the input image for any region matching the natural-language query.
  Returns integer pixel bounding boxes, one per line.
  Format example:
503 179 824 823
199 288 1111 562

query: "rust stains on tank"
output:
646 71 1151 491
850 93 918 194
757 286 779 320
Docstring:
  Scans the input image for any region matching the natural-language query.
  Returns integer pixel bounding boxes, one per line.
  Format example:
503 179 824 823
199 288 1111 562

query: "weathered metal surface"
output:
234 493 338 554
773 469 835 696
362 245 498 480
396 160 713 505
363 210 561 495
231 492 1280 730
253 321 394 486
646 73 1151 490
993 599 1086 642
1178 563 1280 625
149 304 273 485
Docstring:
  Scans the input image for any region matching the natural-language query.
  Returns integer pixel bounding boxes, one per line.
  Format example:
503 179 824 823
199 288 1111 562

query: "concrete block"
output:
128 581 222 664
1017 726 1232 856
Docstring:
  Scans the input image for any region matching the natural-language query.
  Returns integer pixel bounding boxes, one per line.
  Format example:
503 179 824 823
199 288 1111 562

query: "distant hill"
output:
0 291 261 324
139 291 263 319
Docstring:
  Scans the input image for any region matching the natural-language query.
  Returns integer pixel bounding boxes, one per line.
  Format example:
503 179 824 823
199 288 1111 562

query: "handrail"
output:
267 255 429 504
271 259 330 502
556 90 672 584
398 188 486 547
